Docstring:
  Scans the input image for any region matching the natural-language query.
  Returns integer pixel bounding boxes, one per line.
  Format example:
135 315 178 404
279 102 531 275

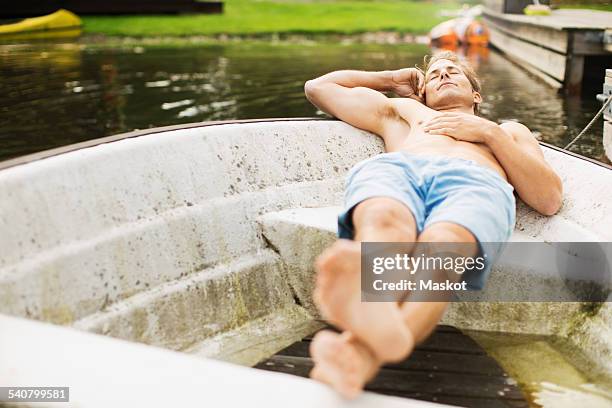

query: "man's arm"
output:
487 122 563 216
304 69 422 144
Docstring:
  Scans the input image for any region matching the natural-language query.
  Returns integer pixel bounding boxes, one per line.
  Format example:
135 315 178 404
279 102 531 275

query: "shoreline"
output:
83 31 432 46
0 31 433 49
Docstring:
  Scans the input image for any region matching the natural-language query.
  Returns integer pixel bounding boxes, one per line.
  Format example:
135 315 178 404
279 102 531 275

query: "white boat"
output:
0 118 611 407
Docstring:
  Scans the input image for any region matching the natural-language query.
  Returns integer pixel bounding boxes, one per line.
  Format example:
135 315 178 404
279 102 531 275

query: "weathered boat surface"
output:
606 120 612 162
2 313 450 408
0 118 611 406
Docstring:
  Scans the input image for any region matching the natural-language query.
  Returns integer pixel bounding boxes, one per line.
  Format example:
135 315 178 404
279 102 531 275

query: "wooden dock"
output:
482 8 612 94
255 325 529 408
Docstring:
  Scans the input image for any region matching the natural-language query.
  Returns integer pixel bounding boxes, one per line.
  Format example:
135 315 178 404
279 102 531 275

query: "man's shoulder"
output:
499 121 542 150
499 121 532 136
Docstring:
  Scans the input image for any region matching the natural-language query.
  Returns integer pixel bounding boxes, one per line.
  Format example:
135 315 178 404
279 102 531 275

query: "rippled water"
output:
470 330 612 408
0 41 606 162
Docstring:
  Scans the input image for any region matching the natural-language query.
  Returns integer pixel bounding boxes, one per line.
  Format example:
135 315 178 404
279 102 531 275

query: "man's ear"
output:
473 91 482 104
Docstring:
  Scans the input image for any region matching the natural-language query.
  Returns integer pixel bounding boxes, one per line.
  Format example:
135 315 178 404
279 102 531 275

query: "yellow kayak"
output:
0 9 81 35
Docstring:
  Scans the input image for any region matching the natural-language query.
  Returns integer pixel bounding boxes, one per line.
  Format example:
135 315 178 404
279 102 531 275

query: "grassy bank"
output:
82 0 461 37
554 0 612 11
559 3 612 10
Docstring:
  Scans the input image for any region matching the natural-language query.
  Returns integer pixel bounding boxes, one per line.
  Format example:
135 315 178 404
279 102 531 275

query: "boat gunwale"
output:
0 117 328 171
0 117 609 171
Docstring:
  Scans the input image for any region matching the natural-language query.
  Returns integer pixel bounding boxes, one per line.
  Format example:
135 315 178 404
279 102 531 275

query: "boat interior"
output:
1 119 611 406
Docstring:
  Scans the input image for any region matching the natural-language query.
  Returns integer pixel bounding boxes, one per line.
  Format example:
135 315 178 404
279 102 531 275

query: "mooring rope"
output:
564 94 612 150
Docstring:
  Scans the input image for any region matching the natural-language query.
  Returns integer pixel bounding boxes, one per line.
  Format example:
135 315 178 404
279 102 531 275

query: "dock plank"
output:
255 325 529 408
484 13 568 54
484 9 612 31
488 25 566 81
483 8 611 94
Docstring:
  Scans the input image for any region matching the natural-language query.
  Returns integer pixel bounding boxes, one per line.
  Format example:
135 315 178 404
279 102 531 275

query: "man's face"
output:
422 59 481 112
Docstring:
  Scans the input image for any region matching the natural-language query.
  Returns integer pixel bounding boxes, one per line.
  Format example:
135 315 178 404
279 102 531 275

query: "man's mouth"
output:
437 82 456 90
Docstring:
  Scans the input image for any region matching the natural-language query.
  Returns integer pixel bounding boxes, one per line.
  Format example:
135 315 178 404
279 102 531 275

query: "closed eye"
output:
428 67 459 81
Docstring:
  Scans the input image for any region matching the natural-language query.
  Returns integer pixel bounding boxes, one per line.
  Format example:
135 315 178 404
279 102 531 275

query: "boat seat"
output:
259 206 589 244
260 206 611 306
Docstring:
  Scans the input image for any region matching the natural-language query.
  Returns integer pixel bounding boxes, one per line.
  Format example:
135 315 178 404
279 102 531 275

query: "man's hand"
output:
391 68 424 102
425 113 563 215
422 112 498 143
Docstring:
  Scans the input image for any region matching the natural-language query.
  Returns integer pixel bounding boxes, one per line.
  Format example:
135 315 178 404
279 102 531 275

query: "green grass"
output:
558 3 612 10
82 0 461 37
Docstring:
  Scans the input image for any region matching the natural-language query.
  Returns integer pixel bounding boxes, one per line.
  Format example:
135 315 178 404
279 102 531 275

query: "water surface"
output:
0 41 606 162
470 330 612 408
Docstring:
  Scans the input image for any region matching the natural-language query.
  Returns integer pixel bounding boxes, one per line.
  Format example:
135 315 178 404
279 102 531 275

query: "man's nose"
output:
440 70 451 80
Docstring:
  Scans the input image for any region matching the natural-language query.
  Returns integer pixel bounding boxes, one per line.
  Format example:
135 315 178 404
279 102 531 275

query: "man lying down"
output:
303 50 563 398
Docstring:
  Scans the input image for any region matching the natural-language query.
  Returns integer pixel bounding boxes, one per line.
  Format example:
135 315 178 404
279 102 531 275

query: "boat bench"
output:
259 205 612 329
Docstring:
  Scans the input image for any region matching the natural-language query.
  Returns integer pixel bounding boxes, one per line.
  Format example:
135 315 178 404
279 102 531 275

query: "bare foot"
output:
314 240 414 362
309 330 380 399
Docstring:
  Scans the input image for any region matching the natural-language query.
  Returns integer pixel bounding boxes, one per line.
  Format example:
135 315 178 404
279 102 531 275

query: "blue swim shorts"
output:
338 152 517 290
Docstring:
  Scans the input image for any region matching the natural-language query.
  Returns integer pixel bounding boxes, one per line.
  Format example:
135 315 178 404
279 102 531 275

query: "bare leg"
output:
314 198 417 362
311 211 479 398
399 222 478 343
309 198 417 398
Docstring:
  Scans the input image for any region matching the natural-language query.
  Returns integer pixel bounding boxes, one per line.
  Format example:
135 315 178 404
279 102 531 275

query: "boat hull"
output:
0 118 610 380
0 9 81 35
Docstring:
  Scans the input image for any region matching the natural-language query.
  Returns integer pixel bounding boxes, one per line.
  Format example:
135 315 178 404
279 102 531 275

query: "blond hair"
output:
419 51 482 115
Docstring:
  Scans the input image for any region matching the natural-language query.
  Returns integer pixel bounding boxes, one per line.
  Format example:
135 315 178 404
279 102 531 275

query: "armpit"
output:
378 101 400 121
389 98 426 126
